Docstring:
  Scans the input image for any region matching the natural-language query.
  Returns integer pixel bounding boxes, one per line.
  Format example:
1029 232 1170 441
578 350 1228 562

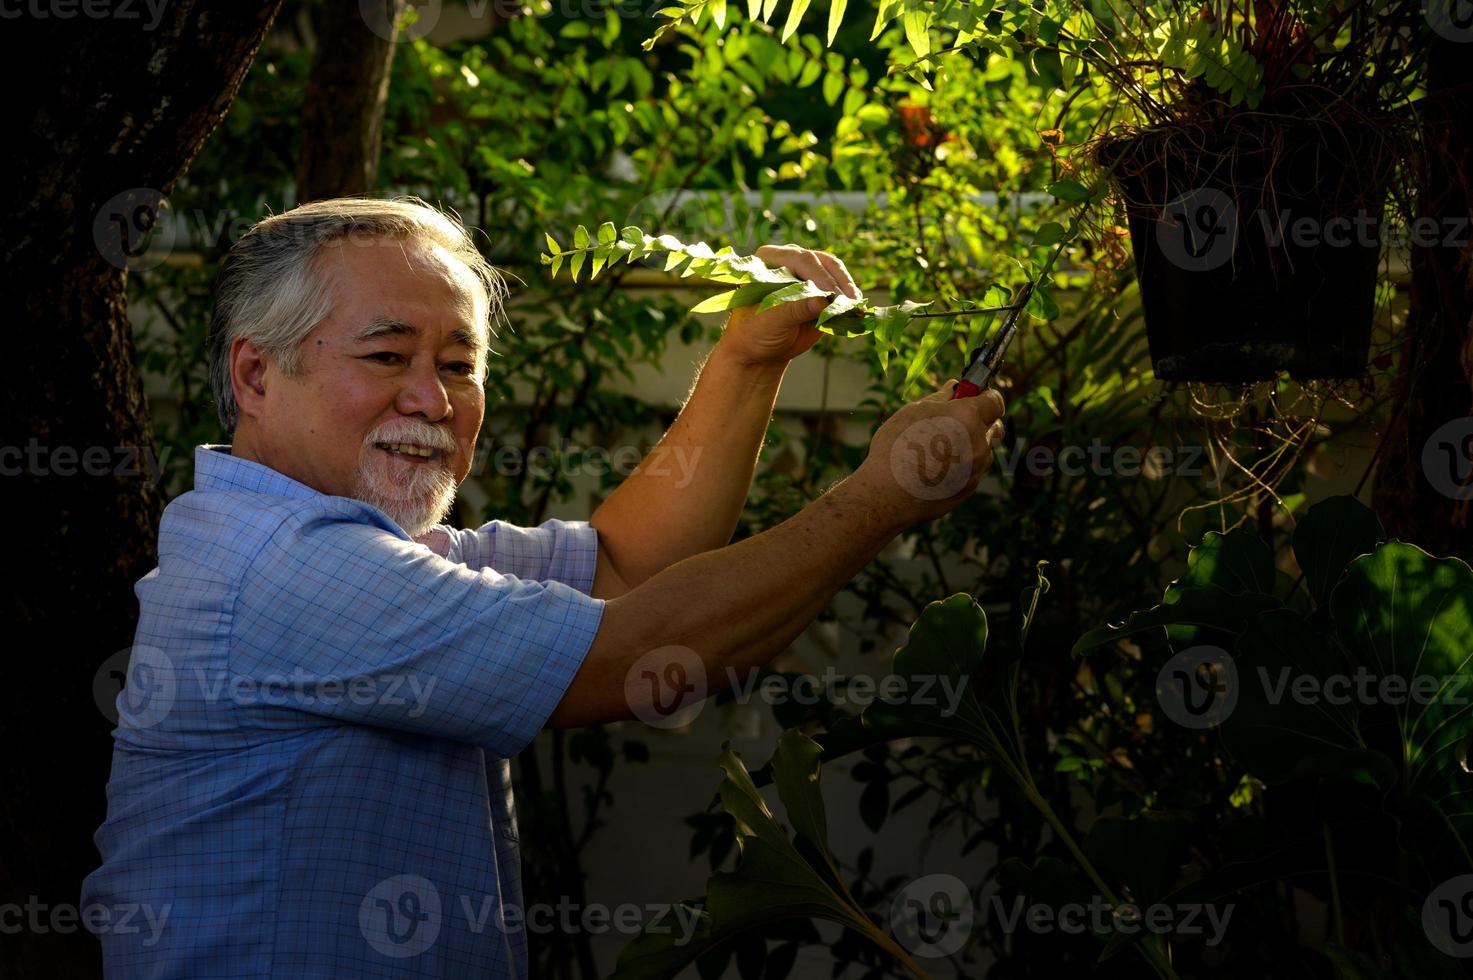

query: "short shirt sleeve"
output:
231 510 604 758
437 518 600 594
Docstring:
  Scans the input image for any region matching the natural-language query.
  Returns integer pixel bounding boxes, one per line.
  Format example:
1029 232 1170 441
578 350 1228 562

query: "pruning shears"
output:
950 281 1034 400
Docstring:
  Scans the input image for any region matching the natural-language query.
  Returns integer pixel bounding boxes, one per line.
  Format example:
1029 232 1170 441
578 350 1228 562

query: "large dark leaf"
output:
1173 530 1277 596
1162 529 1277 650
1083 810 1194 906
861 593 993 745
1330 543 1473 812
1073 586 1281 656
1220 610 1364 784
1292 496 1385 607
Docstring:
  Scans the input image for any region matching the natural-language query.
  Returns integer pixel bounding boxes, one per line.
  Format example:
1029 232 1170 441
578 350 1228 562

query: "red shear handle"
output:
950 379 984 400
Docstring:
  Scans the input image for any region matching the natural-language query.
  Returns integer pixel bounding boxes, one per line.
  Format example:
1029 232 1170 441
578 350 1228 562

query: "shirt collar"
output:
193 444 324 501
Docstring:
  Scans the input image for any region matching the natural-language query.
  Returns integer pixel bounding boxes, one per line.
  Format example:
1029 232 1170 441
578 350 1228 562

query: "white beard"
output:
351 422 460 537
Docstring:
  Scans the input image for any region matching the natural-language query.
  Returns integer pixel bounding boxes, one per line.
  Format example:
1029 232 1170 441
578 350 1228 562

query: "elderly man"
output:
81 197 1005 978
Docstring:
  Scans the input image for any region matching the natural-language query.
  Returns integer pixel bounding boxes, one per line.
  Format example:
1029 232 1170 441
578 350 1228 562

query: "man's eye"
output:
444 362 476 376
363 352 403 365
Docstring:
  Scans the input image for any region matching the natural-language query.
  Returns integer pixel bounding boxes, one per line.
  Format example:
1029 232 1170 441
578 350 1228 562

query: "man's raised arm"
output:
549 384 1006 729
588 246 864 595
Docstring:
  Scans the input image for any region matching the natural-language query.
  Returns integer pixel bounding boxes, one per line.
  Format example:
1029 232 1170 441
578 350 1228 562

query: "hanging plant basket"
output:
1097 115 1400 382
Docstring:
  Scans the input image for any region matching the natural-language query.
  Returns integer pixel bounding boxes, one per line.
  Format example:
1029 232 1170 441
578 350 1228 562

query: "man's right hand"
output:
853 380 1007 527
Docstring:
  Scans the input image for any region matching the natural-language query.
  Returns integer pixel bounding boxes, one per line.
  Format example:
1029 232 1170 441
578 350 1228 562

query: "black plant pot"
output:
1100 119 1394 382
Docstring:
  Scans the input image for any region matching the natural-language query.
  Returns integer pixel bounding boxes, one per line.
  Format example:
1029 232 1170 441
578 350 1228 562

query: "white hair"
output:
206 196 508 433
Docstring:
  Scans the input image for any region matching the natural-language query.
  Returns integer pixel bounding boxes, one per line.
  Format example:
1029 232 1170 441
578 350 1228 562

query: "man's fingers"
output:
754 244 846 299
815 252 862 299
929 379 960 399
972 389 1006 425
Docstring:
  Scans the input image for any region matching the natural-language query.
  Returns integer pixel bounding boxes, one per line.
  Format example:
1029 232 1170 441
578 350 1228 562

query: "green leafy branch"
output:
540 221 940 329
540 195 1096 390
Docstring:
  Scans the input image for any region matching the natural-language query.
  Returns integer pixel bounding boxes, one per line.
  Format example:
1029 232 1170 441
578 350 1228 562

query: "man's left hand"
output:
718 245 863 368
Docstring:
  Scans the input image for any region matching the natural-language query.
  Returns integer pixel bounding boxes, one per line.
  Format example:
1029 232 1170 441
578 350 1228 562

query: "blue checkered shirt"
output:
81 445 605 978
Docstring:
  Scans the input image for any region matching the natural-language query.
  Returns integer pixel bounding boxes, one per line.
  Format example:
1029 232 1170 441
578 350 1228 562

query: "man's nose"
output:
395 360 452 421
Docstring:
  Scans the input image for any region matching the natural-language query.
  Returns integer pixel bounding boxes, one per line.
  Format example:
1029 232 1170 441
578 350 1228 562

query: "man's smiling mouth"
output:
375 442 442 461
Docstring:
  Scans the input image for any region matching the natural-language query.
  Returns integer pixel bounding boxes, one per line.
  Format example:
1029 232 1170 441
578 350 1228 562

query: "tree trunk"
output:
1372 35 1473 556
296 0 405 202
0 4 282 973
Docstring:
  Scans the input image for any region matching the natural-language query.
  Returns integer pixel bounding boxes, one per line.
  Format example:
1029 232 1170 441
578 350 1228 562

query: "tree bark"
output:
296 0 405 202
0 4 282 973
1371 35 1473 556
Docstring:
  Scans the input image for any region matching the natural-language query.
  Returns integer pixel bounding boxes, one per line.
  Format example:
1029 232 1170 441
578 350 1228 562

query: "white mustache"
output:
364 421 458 455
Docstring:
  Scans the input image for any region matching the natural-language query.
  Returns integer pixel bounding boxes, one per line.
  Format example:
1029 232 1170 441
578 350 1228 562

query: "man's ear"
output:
230 336 270 420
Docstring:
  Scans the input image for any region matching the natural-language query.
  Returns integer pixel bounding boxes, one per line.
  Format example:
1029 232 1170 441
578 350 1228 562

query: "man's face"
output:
236 235 487 535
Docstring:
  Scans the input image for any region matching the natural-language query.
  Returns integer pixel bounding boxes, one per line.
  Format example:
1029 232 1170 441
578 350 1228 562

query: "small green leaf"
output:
710 0 727 29
597 221 618 245
822 69 843 105
780 0 811 41
1032 222 1065 247
689 282 788 314
573 224 590 248
869 0 898 40
1047 178 1091 203
814 293 861 327
826 0 846 44
901 5 930 58
544 232 561 256
1026 285 1060 321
